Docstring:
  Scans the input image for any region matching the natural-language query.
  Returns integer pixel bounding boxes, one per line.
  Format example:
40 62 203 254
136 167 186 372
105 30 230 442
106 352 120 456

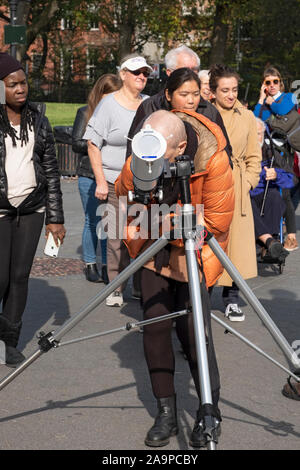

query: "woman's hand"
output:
265 95 274 106
45 224 66 246
264 166 277 181
95 179 108 200
259 83 267 104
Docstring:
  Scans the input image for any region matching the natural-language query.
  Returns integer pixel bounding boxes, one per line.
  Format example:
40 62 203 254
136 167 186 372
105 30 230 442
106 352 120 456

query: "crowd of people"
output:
0 44 299 447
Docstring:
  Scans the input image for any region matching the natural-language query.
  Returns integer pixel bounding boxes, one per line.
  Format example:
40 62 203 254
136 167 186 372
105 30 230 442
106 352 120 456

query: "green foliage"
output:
3 0 300 104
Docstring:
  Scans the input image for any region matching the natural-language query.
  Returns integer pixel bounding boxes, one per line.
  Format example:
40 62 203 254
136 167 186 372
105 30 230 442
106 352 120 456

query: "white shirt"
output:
5 124 36 207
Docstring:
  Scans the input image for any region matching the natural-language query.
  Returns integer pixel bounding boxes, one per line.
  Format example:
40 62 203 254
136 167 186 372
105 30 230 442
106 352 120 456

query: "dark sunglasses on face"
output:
265 79 280 86
128 69 150 78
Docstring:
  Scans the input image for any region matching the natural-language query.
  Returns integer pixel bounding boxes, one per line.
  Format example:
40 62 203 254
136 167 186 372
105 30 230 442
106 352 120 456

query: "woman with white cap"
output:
83 54 152 306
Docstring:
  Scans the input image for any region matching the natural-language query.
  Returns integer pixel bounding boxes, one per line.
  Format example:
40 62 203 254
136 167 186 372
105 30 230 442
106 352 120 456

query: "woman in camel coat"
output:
210 64 262 322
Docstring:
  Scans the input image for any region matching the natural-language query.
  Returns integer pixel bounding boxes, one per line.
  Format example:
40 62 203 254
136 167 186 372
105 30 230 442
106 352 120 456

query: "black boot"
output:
101 265 109 284
0 316 25 368
189 404 222 448
145 395 178 447
5 346 25 368
85 263 103 283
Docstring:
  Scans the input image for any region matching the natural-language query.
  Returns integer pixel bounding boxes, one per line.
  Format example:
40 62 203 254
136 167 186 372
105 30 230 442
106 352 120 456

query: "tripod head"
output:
168 155 195 205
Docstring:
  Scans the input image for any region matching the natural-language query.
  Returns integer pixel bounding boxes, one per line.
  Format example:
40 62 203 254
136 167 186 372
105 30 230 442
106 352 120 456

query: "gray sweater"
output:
83 93 147 183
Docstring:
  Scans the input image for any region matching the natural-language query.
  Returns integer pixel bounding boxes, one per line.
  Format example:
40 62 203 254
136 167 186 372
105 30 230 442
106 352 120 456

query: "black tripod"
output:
0 156 299 450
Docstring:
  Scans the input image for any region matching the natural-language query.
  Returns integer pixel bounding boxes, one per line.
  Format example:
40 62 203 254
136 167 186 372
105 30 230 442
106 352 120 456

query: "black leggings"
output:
140 268 220 406
0 212 44 325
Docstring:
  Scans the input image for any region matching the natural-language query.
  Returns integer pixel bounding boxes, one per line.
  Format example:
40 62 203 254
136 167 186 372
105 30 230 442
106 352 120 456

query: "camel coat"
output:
217 100 262 286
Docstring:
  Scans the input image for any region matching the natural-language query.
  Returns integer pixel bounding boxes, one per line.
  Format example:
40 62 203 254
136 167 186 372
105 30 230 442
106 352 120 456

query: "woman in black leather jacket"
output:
0 53 66 367
72 74 121 283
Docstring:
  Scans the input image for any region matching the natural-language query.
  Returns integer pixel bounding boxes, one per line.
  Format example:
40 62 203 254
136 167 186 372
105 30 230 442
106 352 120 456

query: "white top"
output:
5 124 36 207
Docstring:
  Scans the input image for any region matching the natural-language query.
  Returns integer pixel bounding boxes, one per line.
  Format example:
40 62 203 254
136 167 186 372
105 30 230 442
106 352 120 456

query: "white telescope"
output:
129 124 167 202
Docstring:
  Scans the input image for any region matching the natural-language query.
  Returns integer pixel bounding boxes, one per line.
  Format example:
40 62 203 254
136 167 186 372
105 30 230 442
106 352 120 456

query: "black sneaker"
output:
225 303 245 322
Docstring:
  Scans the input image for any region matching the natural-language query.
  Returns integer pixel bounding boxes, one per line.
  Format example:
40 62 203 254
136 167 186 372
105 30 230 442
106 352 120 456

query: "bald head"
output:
143 110 187 161
144 110 187 159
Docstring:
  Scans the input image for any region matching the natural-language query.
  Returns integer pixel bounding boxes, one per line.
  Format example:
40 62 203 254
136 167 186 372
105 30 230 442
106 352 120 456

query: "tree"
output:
1 0 82 61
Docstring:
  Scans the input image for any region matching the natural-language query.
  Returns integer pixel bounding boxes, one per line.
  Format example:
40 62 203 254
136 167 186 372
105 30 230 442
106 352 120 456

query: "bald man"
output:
115 109 230 448
144 110 187 161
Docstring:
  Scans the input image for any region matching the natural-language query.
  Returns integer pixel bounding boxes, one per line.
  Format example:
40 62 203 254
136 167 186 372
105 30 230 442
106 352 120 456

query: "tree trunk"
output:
209 3 229 66
118 21 135 61
15 0 60 62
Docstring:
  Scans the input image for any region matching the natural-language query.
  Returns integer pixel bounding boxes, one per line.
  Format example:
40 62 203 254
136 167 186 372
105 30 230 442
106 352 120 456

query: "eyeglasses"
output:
127 69 150 78
265 79 280 86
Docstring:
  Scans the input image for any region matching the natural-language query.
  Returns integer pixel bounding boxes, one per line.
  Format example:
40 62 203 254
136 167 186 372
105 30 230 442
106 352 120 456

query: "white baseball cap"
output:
120 56 153 72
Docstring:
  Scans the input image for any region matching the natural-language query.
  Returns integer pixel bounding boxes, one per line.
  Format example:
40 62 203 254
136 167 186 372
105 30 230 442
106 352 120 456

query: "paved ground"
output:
0 178 300 451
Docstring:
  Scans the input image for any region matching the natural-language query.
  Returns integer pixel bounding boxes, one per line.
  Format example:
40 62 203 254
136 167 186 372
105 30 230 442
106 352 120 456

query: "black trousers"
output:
251 188 286 239
0 212 44 329
140 267 220 409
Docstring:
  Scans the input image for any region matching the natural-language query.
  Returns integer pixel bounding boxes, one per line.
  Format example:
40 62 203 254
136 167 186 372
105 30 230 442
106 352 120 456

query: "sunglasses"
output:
265 79 280 86
127 69 150 78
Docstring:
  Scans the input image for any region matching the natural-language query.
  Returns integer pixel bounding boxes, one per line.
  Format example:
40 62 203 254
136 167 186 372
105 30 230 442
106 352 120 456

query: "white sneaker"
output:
225 303 245 322
106 291 123 307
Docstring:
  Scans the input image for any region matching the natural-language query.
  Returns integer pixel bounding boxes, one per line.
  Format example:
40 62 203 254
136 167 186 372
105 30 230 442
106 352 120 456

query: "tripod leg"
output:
207 234 300 371
185 238 219 450
0 236 170 392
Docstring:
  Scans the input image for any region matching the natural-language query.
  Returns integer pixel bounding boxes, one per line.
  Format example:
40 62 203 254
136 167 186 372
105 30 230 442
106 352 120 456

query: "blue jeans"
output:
78 176 107 265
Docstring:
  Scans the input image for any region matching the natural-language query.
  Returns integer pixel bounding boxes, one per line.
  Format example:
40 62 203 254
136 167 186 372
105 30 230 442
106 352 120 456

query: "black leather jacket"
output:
0 101 64 224
72 106 94 179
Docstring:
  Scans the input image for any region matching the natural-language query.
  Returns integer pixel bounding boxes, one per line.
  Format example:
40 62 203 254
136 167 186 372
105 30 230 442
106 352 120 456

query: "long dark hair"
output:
165 67 201 100
0 100 34 147
209 64 240 93
86 73 122 122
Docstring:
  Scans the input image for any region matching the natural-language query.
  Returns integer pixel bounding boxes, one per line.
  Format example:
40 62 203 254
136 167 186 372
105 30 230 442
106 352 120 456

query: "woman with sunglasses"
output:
254 66 298 252
83 55 152 307
254 67 296 122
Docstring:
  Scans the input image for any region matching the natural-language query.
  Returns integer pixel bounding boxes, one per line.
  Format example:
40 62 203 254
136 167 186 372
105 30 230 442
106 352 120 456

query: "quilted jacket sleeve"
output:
200 148 235 287
115 156 134 197
39 116 64 224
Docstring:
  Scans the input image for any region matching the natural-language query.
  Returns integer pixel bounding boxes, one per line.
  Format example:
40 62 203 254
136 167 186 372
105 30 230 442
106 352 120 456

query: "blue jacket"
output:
250 159 294 197
254 92 296 122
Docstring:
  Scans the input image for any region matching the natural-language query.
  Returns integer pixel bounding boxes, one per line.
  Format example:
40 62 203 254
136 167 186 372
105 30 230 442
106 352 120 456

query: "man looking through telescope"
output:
115 110 234 447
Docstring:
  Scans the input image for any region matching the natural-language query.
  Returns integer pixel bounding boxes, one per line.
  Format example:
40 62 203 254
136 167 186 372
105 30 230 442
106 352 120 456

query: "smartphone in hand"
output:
44 232 60 258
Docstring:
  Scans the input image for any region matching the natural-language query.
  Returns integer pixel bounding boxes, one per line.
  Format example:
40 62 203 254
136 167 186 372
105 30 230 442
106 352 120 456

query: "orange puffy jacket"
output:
115 110 235 287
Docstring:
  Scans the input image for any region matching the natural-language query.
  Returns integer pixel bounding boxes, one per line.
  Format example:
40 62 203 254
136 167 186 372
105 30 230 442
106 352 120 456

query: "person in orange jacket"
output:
115 109 234 448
